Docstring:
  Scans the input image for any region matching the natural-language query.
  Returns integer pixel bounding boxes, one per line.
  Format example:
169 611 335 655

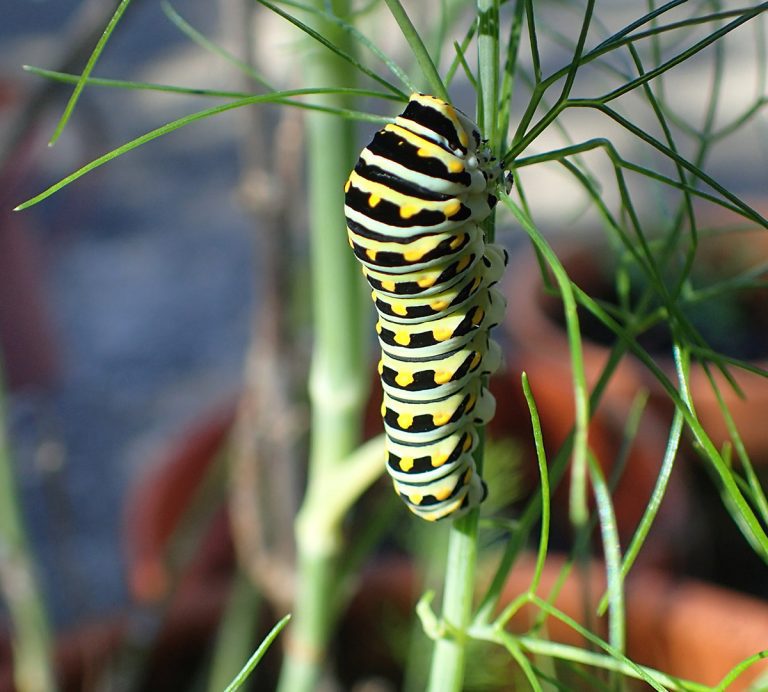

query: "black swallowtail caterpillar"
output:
344 92 509 521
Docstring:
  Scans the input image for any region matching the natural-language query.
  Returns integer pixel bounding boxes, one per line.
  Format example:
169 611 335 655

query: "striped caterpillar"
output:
344 93 508 521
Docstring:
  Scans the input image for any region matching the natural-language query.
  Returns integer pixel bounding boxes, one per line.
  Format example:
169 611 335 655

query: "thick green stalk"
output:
427 3 499 689
276 2 365 691
0 363 56 692
425 450 482 692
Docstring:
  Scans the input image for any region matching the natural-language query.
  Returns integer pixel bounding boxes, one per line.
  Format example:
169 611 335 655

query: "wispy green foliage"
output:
223 614 291 692
48 0 133 146
15 1 768 690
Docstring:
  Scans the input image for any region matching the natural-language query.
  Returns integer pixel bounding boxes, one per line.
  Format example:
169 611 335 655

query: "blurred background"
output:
1 0 256 626
1 1 768 690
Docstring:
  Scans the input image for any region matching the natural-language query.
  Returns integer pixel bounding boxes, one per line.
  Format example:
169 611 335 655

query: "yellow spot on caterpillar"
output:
381 279 396 292
466 393 478 412
377 359 384 375
391 304 408 316
463 468 473 483
434 370 453 385
375 321 382 334
463 434 473 452
404 248 425 262
416 147 431 158
470 353 482 369
458 130 469 148
456 255 472 272
368 193 381 208
397 413 414 429
395 371 414 387
444 200 461 217
394 331 410 346
435 487 451 501
417 275 436 288
430 299 449 311
449 234 466 250
400 204 419 219
448 160 464 173
410 493 423 505
472 308 484 325
344 179 351 192
399 457 414 472
366 249 378 260
432 453 449 468
380 402 387 416
433 326 453 342
432 410 452 426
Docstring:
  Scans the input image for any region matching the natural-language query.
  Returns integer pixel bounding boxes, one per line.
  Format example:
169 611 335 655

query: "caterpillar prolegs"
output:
344 93 509 521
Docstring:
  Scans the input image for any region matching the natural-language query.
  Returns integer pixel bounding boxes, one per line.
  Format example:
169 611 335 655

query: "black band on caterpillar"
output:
344 92 509 522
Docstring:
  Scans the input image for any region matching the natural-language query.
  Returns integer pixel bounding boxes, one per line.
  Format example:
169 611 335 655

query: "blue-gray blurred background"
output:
1 0 767 640
2 0 256 626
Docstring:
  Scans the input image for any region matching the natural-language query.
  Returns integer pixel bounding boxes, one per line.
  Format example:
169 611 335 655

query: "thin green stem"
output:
505 201 590 528
49 0 133 145
426 509 481 692
223 614 291 692
208 572 263 691
497 629 543 691
476 0 499 145
521 372 551 599
15 88 389 211
426 6 501 686
258 0 407 99
0 363 55 692
275 0 417 93
598 409 683 614
525 596 670 691
161 1 274 89
588 454 625 656
513 635 705 691
383 0 448 99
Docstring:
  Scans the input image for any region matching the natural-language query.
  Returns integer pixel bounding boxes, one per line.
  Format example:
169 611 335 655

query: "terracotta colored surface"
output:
344 555 768 689
122 401 236 603
501 554 768 690
0 212 58 390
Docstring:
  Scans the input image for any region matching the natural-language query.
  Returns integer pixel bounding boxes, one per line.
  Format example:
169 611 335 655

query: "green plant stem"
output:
426 456 481 692
223 614 291 692
427 6 499 688
275 2 366 691
49 0 134 146
0 363 55 692
476 0 499 144
383 0 448 99
207 571 262 691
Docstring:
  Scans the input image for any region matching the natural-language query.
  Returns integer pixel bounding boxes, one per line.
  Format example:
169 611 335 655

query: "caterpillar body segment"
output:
379 331 502 403
362 235 486 296
370 243 507 324
386 427 478 480
344 92 508 521
382 379 496 445
376 286 507 360
394 458 487 523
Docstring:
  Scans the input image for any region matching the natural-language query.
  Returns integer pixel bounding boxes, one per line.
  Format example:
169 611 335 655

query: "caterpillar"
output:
344 92 509 521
